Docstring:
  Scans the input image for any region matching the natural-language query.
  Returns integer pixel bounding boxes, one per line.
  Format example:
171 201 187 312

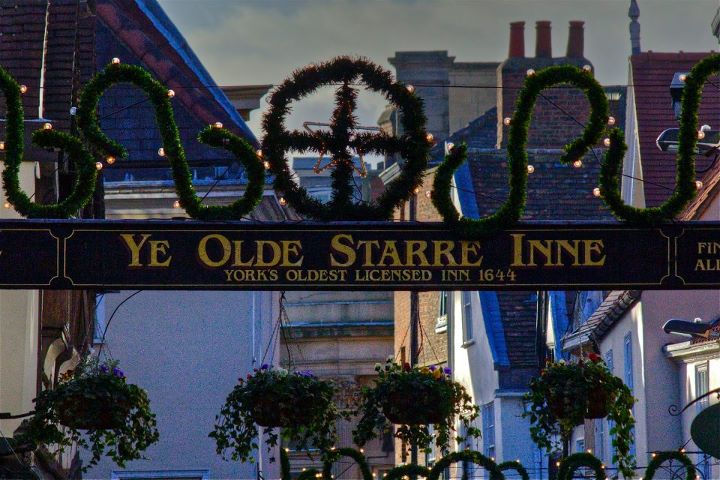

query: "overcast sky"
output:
156 0 719 139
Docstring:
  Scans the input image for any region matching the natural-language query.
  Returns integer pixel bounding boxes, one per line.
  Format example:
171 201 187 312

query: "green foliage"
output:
77 61 263 221
210 366 342 464
433 65 609 237
19 356 159 472
262 56 428 220
498 460 530 480
598 55 720 224
523 355 636 478
353 360 479 455
322 448 372 480
0 64 97 218
557 452 605 480
644 451 696 480
429 451 503 480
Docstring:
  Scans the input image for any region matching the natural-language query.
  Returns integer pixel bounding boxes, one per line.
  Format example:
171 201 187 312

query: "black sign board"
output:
0 219 717 290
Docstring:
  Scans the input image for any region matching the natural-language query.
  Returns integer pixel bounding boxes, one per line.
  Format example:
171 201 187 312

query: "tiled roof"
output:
630 52 720 208
467 149 615 222
562 290 641 351
496 291 538 368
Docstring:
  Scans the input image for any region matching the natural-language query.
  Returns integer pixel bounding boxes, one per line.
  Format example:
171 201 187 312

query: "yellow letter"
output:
120 233 151 267
197 234 231 267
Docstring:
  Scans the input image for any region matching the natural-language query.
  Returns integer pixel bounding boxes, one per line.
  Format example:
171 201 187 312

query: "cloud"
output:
158 0 719 137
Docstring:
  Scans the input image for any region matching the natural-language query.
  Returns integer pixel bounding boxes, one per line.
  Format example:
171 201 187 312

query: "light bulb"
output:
696 180 704 189
446 142 454 151
173 200 181 208
43 122 52 130
573 159 583 168
95 161 103 170
279 197 287 206
698 130 706 140
426 133 434 144
213 121 223 129
106 156 116 165
263 161 271 170
527 164 535 174
167 89 175 98
526 69 535 77
680 74 687 82
583 65 592 72
0 141 5 150
111 57 121 64
503 117 512 126
158 147 165 157
406 84 415 93
603 138 611 147
19 85 27 94
413 187 421 194
256 149 263 158
593 187 601 197
3 201 9 209
607 116 616 126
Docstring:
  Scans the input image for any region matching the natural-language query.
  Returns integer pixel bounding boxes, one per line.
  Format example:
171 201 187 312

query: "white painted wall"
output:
88 290 279 480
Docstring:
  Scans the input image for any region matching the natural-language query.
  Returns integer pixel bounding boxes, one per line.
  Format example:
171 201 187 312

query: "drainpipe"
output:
409 193 419 469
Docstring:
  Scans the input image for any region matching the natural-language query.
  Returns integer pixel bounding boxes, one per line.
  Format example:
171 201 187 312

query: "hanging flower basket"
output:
210 365 342 463
19 357 158 473
56 390 131 430
353 360 479 456
523 354 636 478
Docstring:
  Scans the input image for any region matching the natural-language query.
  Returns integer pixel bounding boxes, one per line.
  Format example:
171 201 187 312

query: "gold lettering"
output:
330 234 356 267
149 240 172 267
120 233 151 267
584 240 606 266
405 241 430 267
460 241 483 267
255 241 281 267
511 234 525 267
281 241 304 267
198 234 231 267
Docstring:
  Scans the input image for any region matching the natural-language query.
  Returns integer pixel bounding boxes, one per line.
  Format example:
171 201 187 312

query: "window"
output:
605 349 615 466
575 438 585 454
462 291 473 345
696 363 709 414
624 333 636 458
436 291 448 332
111 471 209 480
482 402 495 460
595 418 605 462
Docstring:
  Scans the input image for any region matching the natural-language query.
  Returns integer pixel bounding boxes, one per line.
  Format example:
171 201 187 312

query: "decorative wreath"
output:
644 451 696 480
77 61 263 221
262 56 429 221
433 65 609 237
0 66 97 218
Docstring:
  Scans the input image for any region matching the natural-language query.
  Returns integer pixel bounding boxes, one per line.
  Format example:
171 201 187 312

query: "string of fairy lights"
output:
0 57 713 216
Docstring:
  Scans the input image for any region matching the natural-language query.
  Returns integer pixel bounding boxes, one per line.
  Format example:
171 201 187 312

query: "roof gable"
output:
630 52 720 208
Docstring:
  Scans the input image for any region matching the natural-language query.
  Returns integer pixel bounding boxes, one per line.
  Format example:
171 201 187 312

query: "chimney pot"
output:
567 21 585 58
509 21 525 58
536 21 552 58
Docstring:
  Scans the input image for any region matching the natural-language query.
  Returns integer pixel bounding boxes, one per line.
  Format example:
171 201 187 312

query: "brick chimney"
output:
566 21 584 58
535 21 552 58
509 21 525 58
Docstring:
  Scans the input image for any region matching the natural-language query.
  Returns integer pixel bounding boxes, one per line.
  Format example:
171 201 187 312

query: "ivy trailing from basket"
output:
353 360 479 456
557 452 605 480
432 65 609 237
262 56 429 221
0 65 97 218
644 451 696 480
523 354 636 477
210 365 343 464
77 61 263 221
19 356 159 472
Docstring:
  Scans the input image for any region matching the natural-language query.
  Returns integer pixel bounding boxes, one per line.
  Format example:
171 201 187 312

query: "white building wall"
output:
88 290 279 480
0 163 39 436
